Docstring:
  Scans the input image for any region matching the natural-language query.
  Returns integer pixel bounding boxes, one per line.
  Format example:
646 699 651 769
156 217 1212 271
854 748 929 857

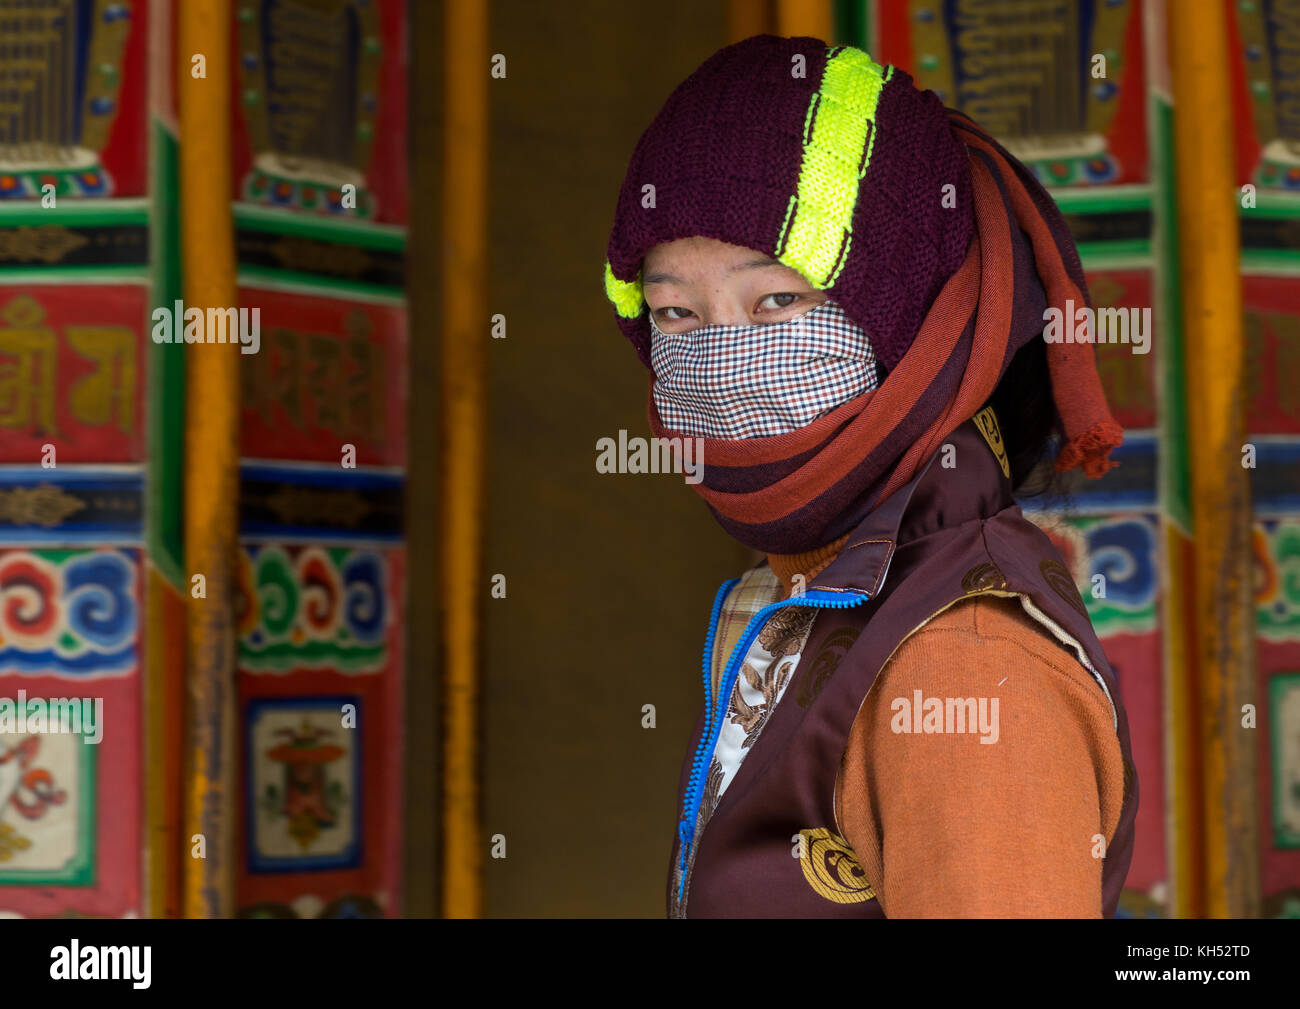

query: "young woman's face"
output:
642 236 829 333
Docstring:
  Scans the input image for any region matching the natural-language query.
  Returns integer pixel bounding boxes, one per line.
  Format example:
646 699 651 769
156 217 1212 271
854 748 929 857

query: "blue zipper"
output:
675 582 870 904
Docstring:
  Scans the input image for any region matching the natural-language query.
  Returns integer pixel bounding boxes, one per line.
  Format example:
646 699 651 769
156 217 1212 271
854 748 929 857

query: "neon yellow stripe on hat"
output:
776 47 888 288
604 260 644 319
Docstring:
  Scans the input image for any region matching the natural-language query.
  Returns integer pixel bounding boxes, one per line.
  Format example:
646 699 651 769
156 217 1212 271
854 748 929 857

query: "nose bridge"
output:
699 300 820 331
698 292 753 329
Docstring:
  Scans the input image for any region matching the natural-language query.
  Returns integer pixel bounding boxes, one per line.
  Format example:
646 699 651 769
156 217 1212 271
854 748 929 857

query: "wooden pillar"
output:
728 0 772 42
440 0 489 919
1167 0 1260 918
179 0 239 918
776 0 832 40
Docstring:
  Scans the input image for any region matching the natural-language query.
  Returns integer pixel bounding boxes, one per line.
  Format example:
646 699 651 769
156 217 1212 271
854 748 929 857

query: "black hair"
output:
872 336 1076 506
985 336 1075 505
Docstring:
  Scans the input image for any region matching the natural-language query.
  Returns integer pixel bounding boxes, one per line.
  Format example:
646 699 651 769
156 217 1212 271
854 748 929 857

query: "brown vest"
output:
667 413 1139 917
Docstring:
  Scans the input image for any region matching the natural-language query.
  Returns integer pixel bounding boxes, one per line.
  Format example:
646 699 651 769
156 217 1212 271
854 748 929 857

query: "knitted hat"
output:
603 34 974 374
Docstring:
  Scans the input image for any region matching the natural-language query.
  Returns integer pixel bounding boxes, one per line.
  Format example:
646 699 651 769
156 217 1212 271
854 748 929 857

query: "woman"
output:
602 35 1137 918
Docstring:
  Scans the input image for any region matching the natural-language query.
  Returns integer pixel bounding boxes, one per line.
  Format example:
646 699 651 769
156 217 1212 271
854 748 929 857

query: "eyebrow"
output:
643 257 785 286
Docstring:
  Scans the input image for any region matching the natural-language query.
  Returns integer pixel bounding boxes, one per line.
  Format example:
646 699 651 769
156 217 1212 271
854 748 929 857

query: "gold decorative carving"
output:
0 484 86 527
0 227 90 263
263 485 370 528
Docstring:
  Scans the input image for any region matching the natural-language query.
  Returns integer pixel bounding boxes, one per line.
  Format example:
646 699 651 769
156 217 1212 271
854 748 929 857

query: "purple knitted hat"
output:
603 34 974 374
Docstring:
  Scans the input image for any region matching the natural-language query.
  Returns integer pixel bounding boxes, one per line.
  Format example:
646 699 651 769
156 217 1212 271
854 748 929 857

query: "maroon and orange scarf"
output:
645 112 1123 556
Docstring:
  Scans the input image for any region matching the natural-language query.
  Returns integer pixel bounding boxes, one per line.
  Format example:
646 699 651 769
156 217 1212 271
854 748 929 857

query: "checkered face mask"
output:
649 300 879 440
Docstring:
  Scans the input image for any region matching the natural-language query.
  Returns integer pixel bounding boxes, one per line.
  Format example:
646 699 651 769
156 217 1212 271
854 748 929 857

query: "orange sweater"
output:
768 547 1125 917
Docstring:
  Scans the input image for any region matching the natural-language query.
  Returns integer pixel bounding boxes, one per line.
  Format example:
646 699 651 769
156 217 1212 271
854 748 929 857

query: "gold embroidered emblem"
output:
1040 558 1089 617
796 627 859 708
960 561 1008 595
797 827 876 903
972 405 1010 479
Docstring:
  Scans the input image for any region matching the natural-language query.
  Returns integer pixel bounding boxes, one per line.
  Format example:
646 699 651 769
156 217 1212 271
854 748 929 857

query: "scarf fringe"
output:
1054 419 1124 477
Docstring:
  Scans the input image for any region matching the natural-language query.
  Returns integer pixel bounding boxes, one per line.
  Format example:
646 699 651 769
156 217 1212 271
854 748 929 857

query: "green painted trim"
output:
0 265 149 283
1152 97 1191 532
238 276 408 306
833 0 865 48
0 198 149 227
147 119 186 590
0 720 97 886
1077 251 1155 271
236 266 408 301
233 202 407 251
1241 249 1300 273
239 641 387 670
1242 191 1300 218
1075 238 1151 261
1051 185 1154 215
1270 671 1300 848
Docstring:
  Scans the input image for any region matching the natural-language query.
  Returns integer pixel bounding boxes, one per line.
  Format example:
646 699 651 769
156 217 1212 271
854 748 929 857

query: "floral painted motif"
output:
237 545 391 672
0 549 138 675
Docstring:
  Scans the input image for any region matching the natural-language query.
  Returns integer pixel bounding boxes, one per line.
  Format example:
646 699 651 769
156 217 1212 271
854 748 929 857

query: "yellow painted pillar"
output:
178 0 239 918
728 0 772 42
1167 0 1260 918
440 0 489 919
1163 526 1201 915
776 0 832 39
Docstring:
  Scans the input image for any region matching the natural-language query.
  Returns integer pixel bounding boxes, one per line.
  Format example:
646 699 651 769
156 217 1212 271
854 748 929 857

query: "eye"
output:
757 292 803 312
651 306 704 333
